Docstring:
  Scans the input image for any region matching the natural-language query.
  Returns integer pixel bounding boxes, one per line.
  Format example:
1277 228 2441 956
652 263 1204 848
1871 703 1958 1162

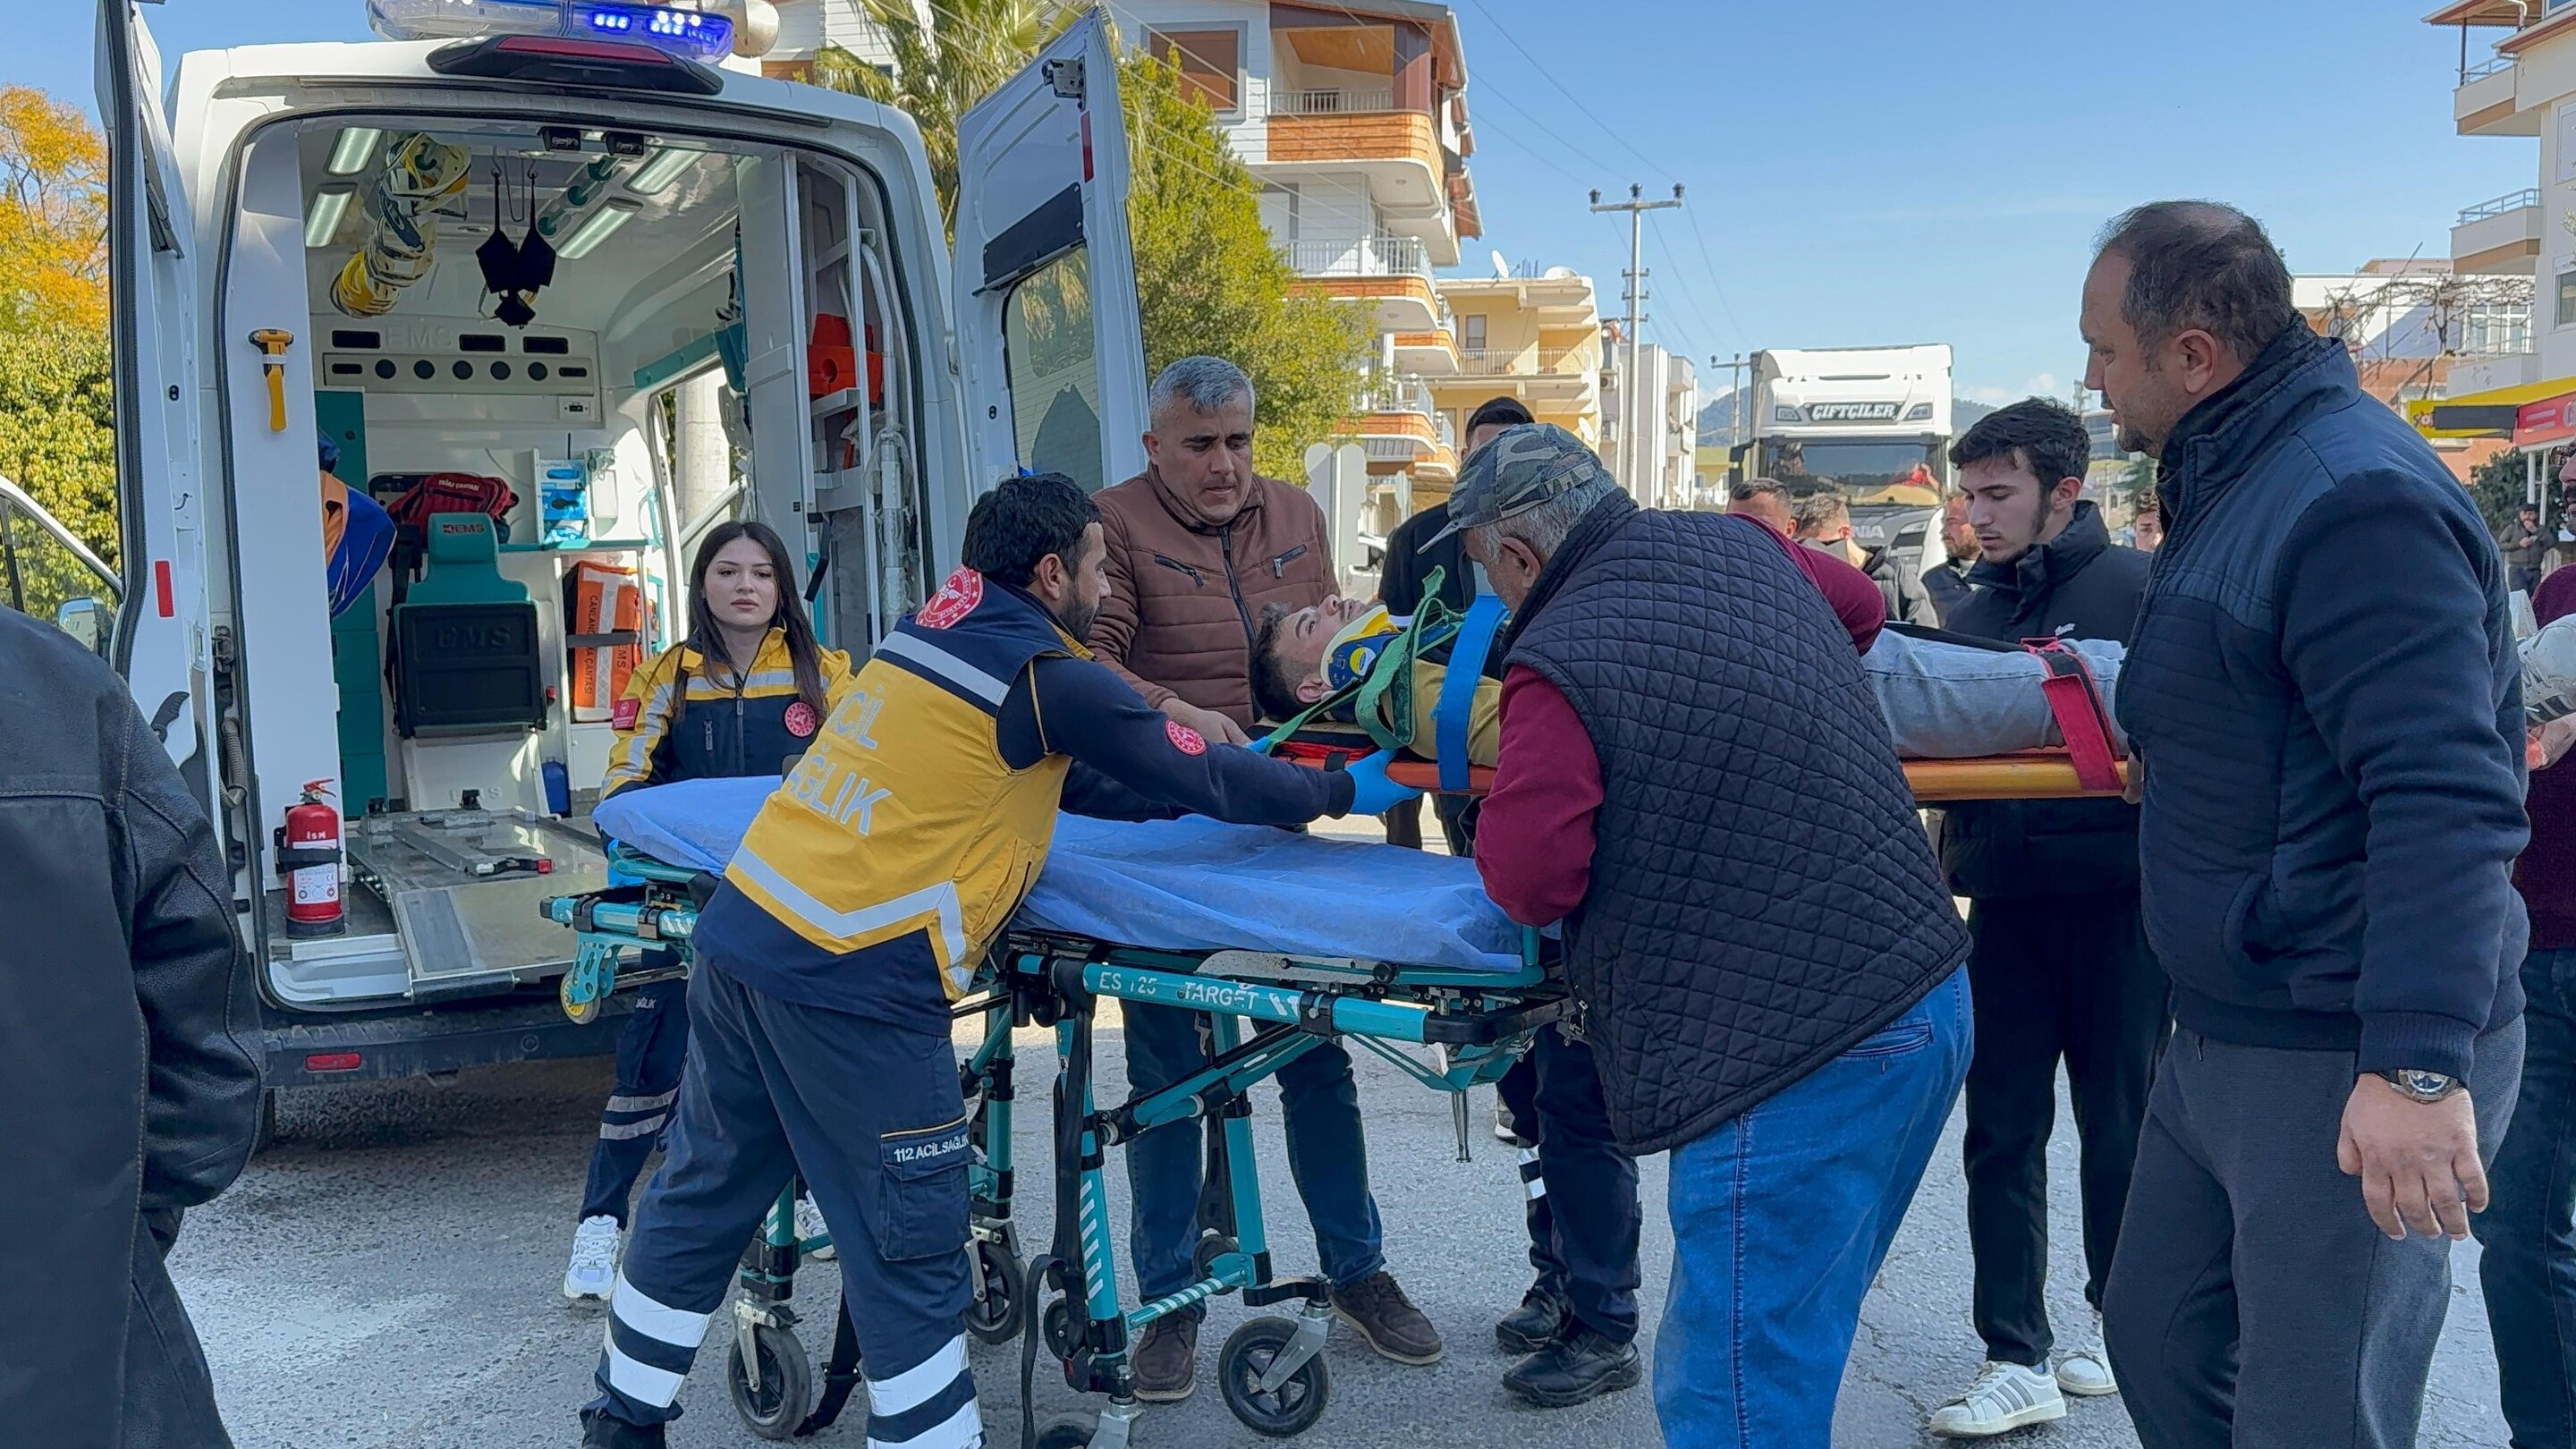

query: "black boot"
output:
1501 1326 1643 1409
1495 1285 1569 1354
580 1409 667 1448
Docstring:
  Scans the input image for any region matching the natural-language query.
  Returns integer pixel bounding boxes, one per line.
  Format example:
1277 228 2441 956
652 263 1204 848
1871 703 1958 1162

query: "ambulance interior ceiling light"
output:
557 198 640 259
366 0 733 62
623 146 700 197
326 127 382 176
305 187 354 249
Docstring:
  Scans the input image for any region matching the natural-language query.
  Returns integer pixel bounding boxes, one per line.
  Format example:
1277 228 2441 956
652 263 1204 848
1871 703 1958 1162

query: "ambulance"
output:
91 0 1145 1123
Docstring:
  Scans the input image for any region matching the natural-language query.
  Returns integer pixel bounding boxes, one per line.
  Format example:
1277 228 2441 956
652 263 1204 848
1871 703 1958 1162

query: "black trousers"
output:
1497 1025 1642 1343
1961 890 2168 1366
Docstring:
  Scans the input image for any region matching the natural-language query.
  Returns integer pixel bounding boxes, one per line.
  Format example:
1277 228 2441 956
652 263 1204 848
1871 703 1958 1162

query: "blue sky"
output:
32 1 2531 404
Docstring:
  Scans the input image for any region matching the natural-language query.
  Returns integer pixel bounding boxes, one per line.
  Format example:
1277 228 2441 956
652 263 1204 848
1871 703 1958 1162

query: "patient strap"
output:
1432 594 1507 792
1255 566 1462 755
2024 637 2122 793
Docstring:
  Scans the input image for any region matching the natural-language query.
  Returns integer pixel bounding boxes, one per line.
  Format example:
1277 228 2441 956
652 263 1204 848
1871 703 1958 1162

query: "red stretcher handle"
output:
1276 739 2130 802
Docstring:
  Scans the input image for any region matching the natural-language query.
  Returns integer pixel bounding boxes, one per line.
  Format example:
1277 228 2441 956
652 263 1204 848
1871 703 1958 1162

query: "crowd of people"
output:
4 198 2563 1449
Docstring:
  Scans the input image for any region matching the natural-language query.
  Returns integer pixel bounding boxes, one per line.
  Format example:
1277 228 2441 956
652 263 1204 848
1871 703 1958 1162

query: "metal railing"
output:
2462 304 2537 357
1274 87 1396 115
1357 377 1436 419
2459 187 2542 225
1284 233 1430 281
2463 54 2516 84
1455 344 1586 376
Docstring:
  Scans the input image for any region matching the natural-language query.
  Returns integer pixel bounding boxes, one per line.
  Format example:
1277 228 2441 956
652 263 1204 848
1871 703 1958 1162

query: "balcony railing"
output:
2462 54 2515 84
2462 304 2537 357
2459 187 2541 225
1274 87 1395 116
1456 344 1585 375
1358 377 1437 418
1284 234 1430 282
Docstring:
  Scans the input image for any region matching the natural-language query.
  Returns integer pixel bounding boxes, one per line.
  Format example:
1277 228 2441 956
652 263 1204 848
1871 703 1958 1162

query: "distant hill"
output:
1697 392 1999 447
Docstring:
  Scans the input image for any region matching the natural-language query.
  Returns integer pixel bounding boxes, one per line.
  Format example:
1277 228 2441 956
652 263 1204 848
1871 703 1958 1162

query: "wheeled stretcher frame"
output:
542 849 1566 1446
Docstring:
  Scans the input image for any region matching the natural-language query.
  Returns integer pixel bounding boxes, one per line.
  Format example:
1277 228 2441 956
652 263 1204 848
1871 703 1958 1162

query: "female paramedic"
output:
562 521 857 1301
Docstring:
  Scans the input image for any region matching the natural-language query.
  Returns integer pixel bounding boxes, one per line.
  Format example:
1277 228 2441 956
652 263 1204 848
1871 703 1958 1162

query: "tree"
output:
0 85 107 334
1122 53 1368 479
2470 447 2535 538
0 324 118 620
816 1 1074 232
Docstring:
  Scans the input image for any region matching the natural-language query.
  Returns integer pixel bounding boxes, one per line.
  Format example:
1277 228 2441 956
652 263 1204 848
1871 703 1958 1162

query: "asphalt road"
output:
171 1015 2514 1449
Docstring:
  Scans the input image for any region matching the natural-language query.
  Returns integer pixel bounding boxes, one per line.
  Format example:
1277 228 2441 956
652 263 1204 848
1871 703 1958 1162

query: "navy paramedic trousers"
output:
579 971 690 1225
1499 1024 1642 1344
587 958 979 1447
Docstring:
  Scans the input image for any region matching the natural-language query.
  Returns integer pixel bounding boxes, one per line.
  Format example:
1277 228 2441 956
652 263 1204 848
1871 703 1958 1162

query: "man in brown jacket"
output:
1089 355 1444 1401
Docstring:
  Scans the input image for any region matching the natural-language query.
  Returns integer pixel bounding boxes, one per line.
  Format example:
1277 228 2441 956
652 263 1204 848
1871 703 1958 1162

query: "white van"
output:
94 0 1146 1110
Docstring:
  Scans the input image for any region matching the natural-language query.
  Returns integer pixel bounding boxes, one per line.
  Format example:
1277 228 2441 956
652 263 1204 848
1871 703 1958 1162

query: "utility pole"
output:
1708 352 1750 460
1593 182 1683 496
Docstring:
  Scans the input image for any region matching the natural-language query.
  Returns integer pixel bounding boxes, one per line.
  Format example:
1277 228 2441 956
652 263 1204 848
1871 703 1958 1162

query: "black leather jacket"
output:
0 610 262 1446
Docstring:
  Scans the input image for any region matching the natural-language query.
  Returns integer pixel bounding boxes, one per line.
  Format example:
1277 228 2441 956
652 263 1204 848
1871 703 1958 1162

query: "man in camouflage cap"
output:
1460 423 1975 1445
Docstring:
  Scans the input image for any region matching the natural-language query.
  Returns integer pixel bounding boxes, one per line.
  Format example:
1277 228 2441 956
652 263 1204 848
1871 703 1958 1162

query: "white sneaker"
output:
1928 1360 2066 1438
2055 1313 2117 1397
564 1215 619 1301
796 1194 835 1260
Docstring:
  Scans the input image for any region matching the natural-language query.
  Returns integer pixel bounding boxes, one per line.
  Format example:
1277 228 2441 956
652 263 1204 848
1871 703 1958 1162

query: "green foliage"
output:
1122 54 1368 480
814 1 1076 233
2470 448 2537 538
0 324 118 620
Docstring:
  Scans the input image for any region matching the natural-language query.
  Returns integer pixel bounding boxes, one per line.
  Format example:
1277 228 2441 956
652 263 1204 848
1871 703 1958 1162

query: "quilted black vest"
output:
1507 496 1970 1154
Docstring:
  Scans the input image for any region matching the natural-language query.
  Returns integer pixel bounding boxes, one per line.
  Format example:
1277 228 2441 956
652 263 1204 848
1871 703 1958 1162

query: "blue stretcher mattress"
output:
592 777 1527 973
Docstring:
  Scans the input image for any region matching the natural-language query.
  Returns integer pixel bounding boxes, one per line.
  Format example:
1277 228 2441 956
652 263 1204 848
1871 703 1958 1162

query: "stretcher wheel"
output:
560 968 602 1026
1034 1414 1097 1449
1041 1298 1077 1360
725 1322 812 1441
964 1238 1028 1344
1217 1317 1329 1438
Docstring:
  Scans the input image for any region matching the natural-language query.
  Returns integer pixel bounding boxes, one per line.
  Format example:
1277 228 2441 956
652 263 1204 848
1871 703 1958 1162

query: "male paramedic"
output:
1089 356 1445 1399
577 473 1418 1449
1443 423 1973 1447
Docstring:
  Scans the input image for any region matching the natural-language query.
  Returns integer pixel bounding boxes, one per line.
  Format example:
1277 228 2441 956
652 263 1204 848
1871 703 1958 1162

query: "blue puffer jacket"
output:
2118 325 2527 1081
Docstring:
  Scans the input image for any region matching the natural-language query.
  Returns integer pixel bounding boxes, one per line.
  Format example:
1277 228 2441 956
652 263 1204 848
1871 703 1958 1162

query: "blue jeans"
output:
1655 966 1972 1449
2483 945 2576 1448
1123 1001 1385 1305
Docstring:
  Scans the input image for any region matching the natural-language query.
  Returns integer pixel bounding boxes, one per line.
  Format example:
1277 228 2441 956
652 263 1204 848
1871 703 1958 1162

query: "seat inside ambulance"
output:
255 114 911 1004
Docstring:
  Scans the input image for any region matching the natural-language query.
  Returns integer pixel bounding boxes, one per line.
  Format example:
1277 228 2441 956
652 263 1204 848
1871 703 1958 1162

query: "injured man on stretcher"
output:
1246 594 2132 767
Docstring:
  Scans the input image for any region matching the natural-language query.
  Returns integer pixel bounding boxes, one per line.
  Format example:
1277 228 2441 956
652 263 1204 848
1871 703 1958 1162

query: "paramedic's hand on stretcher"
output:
1342 750 1423 817
1165 698 1252 749
1010 655 1356 825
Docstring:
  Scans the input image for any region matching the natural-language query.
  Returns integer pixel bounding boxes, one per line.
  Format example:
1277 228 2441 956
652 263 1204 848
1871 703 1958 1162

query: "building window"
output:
1147 28 1241 112
1461 313 1487 352
2558 269 2576 329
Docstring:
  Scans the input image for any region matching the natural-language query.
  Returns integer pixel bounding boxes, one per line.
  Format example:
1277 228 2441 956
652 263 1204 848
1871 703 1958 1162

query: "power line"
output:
1461 0 1674 186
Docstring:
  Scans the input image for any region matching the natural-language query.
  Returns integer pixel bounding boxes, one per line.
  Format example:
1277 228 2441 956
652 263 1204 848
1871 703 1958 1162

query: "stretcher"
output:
544 789 1568 1446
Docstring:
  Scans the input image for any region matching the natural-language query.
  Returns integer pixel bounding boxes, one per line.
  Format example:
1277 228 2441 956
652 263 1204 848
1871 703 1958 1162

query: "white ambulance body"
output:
93 0 1145 1082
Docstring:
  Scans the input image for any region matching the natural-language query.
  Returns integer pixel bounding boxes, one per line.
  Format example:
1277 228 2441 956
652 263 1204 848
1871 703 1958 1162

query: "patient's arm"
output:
1010 656 1357 825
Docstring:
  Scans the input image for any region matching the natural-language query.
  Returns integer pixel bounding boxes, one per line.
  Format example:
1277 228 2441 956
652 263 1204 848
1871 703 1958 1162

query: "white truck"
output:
87 0 1147 1114
1732 343 1954 589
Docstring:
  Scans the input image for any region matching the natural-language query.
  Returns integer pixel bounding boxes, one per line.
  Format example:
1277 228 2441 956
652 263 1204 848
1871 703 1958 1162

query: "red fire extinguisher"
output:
279 779 344 937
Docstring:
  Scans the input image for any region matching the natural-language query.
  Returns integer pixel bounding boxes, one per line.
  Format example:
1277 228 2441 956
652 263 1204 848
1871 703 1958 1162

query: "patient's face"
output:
1267 594 1375 701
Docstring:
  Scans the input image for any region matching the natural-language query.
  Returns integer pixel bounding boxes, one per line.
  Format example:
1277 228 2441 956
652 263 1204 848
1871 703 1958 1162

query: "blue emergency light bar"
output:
369 0 733 63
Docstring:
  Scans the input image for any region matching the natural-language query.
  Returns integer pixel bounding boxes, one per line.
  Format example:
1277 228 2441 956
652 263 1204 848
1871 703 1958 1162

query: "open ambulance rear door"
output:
98 0 215 803
951 10 1148 497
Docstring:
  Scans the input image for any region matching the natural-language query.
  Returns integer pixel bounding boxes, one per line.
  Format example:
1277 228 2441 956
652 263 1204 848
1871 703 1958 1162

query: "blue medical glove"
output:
1342 749 1423 817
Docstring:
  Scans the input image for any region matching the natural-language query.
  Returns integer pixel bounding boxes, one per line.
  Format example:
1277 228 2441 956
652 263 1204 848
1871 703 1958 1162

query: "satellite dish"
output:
1491 250 1510 279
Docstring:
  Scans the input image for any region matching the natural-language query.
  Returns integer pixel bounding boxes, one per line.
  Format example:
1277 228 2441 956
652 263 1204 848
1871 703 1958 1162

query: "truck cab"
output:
96 0 1146 1089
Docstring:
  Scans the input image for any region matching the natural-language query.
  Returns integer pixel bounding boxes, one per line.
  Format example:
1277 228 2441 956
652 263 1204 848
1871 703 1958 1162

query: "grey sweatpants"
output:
2104 1021 2524 1449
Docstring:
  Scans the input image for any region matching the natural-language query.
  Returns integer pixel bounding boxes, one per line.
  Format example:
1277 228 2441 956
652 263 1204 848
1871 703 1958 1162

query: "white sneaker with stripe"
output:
1928 1360 2066 1438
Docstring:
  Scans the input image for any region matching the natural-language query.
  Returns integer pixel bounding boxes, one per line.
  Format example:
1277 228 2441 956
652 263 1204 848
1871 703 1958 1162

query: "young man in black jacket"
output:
2088 203 2525 1449
1928 398 2164 1438
0 609 264 1447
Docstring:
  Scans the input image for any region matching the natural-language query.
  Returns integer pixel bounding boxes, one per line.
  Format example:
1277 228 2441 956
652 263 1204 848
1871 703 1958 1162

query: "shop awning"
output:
2408 375 2576 439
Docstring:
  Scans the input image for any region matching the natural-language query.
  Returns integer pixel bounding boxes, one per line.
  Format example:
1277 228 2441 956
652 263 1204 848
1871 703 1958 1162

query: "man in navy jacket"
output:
2085 201 2528 1449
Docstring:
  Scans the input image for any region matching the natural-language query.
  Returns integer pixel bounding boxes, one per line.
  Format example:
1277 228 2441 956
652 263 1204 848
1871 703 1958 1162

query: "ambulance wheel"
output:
1218 1317 1329 1438
724 1323 812 1441
1034 1414 1097 1449
560 970 603 1026
965 1238 1027 1344
1192 1233 1239 1278
1042 1298 1078 1360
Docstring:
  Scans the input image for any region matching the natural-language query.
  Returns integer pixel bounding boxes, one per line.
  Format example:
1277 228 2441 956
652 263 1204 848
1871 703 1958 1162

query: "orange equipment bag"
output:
566 561 647 724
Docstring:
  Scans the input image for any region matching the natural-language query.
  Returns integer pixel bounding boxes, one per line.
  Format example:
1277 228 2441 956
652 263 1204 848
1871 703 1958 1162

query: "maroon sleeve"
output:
1474 665 1605 928
1749 521 1883 653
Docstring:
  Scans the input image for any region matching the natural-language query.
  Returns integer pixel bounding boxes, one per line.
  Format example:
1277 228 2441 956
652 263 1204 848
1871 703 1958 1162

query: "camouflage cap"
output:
1422 422 1611 547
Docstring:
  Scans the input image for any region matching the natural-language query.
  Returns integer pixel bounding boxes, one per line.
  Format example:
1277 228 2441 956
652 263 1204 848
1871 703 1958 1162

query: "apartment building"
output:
1429 265 1604 494
1598 324 1699 509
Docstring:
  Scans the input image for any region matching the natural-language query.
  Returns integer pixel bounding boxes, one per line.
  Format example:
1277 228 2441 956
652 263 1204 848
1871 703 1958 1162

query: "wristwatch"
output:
2379 1068 2465 1104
